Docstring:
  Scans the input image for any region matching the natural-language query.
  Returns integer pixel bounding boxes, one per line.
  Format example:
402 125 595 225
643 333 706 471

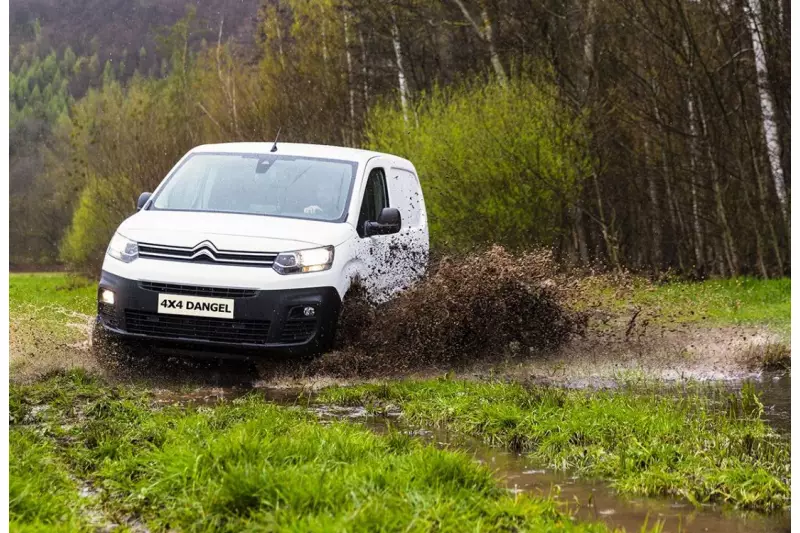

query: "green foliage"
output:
9 47 77 131
59 176 138 271
365 74 592 250
9 371 613 532
318 379 790 512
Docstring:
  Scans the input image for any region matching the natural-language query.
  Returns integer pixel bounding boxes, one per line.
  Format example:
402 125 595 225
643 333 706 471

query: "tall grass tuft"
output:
319 379 790 512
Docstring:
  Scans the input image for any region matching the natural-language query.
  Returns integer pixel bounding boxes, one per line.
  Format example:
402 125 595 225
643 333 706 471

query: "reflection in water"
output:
749 372 790 435
426 429 789 533
150 371 791 533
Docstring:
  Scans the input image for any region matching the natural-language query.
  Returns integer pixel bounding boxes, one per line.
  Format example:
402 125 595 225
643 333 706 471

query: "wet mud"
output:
311 246 584 376
208 387 788 533
426 429 789 533
11 247 788 388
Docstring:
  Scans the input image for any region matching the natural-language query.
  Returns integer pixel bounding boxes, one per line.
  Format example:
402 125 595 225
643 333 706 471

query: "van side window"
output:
357 168 389 237
387 169 422 227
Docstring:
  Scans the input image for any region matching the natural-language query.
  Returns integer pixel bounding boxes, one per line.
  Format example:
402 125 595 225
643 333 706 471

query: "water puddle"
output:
748 372 790 435
414 427 789 533
148 373 790 533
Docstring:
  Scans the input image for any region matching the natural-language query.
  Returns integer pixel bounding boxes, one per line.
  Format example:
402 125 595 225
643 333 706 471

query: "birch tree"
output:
451 0 507 85
390 6 410 123
745 0 788 223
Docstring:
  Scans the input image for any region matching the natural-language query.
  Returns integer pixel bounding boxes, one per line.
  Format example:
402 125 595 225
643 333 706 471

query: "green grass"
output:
10 273 96 341
10 273 98 377
580 276 790 333
10 370 618 532
637 278 789 329
10 273 96 313
10 429 85 532
318 379 790 513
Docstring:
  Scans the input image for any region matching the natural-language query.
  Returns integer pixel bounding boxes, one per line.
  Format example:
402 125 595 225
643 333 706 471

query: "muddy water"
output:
150 373 790 533
314 406 790 533
751 372 790 435
424 429 788 533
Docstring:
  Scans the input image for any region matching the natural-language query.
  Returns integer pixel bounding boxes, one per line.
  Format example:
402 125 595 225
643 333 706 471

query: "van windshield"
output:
150 153 358 222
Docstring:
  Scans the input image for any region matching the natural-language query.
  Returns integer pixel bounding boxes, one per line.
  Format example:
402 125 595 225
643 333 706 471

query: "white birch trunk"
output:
698 95 739 275
390 9 409 123
644 136 662 270
480 1 507 85
745 0 788 222
452 0 507 85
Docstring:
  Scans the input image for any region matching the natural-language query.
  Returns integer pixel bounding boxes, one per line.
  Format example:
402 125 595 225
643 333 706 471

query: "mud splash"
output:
312 247 584 376
10 305 101 380
10 248 787 387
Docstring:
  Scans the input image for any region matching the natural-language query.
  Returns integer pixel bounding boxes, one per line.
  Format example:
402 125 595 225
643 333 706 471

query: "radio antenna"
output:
270 127 281 152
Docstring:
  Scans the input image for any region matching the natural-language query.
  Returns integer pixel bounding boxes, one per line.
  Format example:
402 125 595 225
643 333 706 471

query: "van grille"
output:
279 317 318 343
138 241 277 267
139 281 257 299
125 310 271 345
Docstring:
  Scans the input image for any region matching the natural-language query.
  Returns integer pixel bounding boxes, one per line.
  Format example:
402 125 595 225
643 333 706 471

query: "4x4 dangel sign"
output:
157 293 234 319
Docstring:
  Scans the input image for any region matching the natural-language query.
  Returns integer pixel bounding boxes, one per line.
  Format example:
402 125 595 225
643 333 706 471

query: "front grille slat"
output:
125 310 270 345
140 281 257 299
138 242 277 267
279 317 317 343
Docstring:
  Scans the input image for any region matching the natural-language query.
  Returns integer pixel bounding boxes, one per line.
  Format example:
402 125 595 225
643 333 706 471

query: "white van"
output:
94 142 428 357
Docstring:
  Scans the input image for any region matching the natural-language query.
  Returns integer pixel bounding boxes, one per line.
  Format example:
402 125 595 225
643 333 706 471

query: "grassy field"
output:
10 273 96 340
9 273 98 377
8 273 791 530
579 276 790 333
318 379 790 512
10 371 615 532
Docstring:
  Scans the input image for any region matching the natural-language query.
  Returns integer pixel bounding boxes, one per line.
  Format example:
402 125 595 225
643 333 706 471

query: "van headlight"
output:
106 233 139 263
273 246 334 274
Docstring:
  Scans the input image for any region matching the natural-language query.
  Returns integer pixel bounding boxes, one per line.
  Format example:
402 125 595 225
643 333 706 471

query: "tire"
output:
314 308 341 355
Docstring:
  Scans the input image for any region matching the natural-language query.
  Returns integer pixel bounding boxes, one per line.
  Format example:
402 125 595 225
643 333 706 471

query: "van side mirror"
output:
365 207 401 236
137 192 152 211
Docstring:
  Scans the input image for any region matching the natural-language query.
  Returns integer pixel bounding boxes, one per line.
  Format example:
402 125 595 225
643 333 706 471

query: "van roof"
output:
191 142 413 169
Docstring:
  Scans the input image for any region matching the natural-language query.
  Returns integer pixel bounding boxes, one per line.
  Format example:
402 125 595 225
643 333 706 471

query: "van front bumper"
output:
96 270 341 354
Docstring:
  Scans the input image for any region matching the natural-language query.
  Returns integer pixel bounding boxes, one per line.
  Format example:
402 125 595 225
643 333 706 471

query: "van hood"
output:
117 210 353 252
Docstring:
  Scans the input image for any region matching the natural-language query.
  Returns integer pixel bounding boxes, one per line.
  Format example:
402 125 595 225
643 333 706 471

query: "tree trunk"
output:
358 29 369 109
572 0 595 266
745 0 789 223
343 11 356 146
479 1 507 85
697 96 739 275
686 87 705 275
581 0 596 104
390 8 409 123
575 194 589 264
643 136 662 272
652 99 685 270
452 0 507 85
592 173 621 273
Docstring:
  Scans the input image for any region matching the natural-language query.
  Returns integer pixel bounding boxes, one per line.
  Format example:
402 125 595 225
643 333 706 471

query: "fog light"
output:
303 306 315 317
100 289 115 305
